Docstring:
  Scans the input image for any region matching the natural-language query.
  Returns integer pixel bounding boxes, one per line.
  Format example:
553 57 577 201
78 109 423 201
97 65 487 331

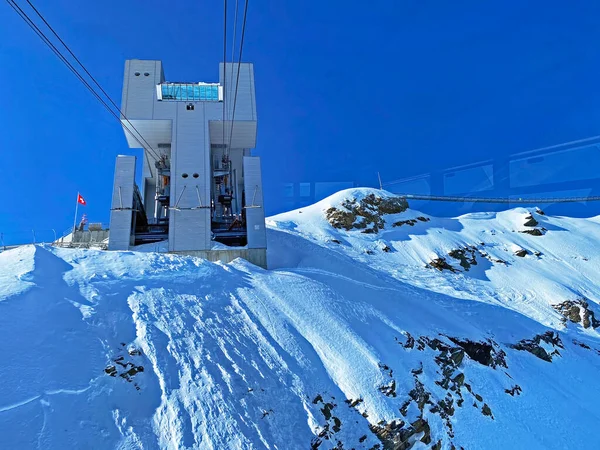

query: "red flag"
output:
77 194 87 206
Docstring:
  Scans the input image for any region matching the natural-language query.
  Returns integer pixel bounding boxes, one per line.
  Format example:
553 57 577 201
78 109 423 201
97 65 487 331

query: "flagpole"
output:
73 192 79 233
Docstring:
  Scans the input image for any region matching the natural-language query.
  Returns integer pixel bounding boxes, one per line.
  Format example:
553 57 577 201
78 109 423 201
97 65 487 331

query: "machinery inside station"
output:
132 145 251 247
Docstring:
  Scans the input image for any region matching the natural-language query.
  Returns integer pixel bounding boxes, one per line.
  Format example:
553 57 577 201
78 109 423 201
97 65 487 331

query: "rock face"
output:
448 247 478 271
393 216 430 227
519 228 545 236
447 337 507 369
103 345 145 390
523 215 539 227
428 257 458 272
553 299 600 329
514 249 528 257
363 333 508 449
511 332 563 362
325 194 409 233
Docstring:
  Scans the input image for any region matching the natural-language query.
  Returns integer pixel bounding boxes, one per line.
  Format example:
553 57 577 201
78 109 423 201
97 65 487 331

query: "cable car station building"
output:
108 59 267 268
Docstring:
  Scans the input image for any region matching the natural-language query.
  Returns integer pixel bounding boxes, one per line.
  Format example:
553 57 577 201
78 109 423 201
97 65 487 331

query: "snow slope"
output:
1 188 600 449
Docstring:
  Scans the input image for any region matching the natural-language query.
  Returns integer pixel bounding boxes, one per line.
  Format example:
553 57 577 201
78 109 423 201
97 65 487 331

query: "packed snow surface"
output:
2 188 600 449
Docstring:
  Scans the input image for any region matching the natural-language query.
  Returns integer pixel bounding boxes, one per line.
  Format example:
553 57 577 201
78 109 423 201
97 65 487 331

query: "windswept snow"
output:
1 188 600 449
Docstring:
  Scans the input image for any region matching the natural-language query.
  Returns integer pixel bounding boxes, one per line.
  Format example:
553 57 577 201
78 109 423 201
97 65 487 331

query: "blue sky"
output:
2 0 600 243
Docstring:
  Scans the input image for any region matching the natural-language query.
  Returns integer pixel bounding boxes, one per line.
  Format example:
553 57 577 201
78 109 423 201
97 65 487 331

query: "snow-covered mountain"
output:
2 188 600 449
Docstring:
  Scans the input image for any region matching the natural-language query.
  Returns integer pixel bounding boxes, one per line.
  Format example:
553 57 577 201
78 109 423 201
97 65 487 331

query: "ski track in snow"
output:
1 188 600 449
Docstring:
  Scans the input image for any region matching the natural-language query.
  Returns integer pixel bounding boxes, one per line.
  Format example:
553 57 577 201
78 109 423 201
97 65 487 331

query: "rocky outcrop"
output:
104 344 145 390
505 385 522 396
448 247 478 271
511 331 563 362
428 245 510 272
369 418 420 450
523 215 539 227
427 257 458 272
519 228 545 236
393 216 430 227
325 194 409 233
553 299 600 329
446 337 507 369
334 332 525 449
310 395 344 448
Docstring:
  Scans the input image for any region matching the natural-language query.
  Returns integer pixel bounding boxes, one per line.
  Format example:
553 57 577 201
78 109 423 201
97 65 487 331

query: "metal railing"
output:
1 224 110 253
392 193 600 204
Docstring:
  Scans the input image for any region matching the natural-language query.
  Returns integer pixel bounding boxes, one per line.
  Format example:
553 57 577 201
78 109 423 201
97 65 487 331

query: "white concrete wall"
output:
243 156 267 249
108 156 136 250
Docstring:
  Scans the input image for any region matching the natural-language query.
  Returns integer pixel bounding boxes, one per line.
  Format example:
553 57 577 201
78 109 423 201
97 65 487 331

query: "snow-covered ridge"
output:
1 188 600 449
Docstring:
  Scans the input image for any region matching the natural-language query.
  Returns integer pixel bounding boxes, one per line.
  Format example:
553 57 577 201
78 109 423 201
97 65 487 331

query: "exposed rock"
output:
321 403 335 420
430 395 455 435
411 365 423 376
369 417 435 450
362 228 378 234
428 257 457 272
519 228 544 236
523 215 539 227
392 216 430 227
369 419 409 450
553 299 600 329
261 409 274 419
408 378 432 412
332 416 342 433
479 251 507 264
378 362 393 375
382 245 392 253
481 403 493 419
447 337 507 369
514 249 528 257
450 349 465 366
573 340 591 350
397 332 415 349
536 208 545 215
511 331 563 362
119 364 144 381
453 373 465 386
313 395 347 443
325 208 356 231
411 418 431 444
378 380 397 397
330 239 341 245
378 362 396 397
393 219 418 227
505 385 522 396
344 397 364 408
106 351 144 384
325 194 409 232
448 247 478 271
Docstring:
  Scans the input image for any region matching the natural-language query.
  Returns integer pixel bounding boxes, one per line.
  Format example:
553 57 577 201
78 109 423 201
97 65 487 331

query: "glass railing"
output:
157 83 222 102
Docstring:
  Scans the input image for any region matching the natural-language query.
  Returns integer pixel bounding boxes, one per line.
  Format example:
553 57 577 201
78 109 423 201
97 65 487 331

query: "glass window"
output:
299 182 311 197
160 83 220 101
282 183 294 198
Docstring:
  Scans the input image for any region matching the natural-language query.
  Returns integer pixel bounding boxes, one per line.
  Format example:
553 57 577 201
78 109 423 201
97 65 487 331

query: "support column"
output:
108 155 136 250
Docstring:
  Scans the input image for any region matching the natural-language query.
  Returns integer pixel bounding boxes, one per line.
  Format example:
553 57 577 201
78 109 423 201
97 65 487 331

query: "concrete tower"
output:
108 60 266 268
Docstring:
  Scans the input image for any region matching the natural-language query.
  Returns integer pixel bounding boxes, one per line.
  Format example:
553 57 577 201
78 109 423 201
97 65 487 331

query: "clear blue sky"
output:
2 0 600 243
